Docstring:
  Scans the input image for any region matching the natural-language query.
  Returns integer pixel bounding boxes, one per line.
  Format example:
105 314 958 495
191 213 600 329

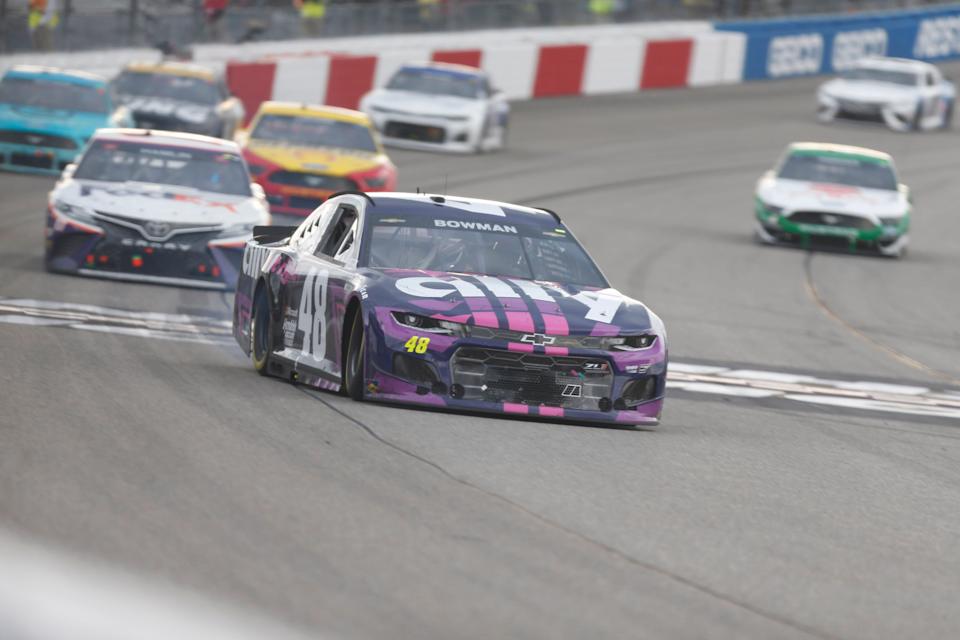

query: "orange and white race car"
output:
238 102 397 217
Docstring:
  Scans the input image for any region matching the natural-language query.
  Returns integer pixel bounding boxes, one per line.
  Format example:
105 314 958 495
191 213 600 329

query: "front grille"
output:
94 211 222 240
450 347 612 410
467 326 654 351
0 129 77 149
837 100 885 117
384 121 447 144
788 211 876 230
268 171 356 191
10 152 53 169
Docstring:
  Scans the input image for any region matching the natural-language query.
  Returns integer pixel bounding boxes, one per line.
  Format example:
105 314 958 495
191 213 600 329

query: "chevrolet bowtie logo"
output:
520 333 555 346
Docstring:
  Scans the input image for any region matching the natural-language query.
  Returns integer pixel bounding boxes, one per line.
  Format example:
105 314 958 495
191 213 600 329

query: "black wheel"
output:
910 105 923 131
343 309 366 401
943 100 954 130
250 287 274 376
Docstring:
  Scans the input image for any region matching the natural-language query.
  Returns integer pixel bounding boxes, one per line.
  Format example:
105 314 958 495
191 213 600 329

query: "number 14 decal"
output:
298 267 329 361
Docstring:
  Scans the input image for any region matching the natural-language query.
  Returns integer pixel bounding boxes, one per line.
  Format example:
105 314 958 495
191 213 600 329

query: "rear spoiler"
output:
252 225 298 245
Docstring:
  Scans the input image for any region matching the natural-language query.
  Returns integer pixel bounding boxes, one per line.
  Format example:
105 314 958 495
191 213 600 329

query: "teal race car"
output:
0 66 132 175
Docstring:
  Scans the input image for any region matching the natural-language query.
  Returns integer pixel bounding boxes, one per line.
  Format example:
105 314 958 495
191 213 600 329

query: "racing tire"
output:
943 100 954 130
343 309 366 401
250 286 275 376
910 105 923 132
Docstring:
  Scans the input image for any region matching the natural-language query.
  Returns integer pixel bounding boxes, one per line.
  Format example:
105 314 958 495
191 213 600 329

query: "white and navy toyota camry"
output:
45 129 270 289
817 57 955 131
233 192 667 426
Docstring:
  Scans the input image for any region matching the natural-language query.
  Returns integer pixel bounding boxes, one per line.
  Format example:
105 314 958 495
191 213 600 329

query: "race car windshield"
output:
113 71 221 104
778 153 897 191
74 139 251 196
365 219 608 288
387 68 484 99
841 68 919 86
251 114 378 153
0 77 108 113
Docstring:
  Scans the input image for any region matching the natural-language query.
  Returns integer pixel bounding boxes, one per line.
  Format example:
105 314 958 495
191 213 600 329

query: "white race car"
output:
817 57 955 132
360 62 509 153
45 129 271 289
754 142 910 257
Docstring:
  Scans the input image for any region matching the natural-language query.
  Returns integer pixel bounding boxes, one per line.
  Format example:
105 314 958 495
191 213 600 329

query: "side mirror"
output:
61 163 77 180
251 183 266 200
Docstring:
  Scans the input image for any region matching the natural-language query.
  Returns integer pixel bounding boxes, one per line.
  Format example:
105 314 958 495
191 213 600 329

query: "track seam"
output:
298 386 838 640
802 253 960 386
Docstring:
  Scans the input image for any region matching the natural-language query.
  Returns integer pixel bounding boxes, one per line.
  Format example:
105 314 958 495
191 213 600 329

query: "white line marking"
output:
666 381 781 398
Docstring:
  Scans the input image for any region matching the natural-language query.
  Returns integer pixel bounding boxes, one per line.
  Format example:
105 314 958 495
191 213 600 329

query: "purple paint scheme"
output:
233 192 667 426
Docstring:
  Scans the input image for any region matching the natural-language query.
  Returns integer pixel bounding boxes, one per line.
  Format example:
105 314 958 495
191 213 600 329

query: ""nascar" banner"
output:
715 3 960 80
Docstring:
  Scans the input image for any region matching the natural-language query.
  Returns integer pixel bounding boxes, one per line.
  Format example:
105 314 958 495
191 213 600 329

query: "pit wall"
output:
715 3 960 80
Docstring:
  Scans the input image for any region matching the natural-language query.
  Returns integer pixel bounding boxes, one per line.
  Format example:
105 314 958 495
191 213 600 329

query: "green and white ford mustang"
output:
754 142 910 257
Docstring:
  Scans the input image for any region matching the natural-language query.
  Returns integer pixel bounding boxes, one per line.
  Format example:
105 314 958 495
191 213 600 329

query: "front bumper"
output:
0 142 79 175
817 95 918 131
363 308 667 426
755 203 909 257
258 182 334 217
44 207 245 289
369 113 479 153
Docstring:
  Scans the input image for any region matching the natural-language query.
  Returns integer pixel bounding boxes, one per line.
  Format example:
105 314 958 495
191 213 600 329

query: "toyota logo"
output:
143 221 171 239
520 333 556 346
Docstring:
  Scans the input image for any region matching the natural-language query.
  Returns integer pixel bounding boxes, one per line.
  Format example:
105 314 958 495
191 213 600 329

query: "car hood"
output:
55 180 266 225
0 103 110 138
758 177 907 217
116 94 216 125
243 141 384 176
362 269 663 337
365 89 482 118
819 78 919 103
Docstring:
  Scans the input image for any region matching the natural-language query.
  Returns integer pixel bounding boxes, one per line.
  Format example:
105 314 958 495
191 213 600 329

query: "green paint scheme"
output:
788 148 891 165
755 197 910 243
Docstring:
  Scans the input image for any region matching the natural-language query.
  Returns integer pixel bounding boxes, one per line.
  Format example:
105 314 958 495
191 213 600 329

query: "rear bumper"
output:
0 142 78 175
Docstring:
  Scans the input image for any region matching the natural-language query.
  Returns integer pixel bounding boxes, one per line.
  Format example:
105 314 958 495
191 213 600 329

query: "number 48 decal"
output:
298 267 329 361
404 336 430 354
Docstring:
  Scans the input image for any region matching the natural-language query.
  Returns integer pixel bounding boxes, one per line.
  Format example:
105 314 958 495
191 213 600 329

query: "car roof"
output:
5 65 107 86
853 57 933 74
92 128 241 153
362 192 559 225
399 62 485 77
787 142 892 162
256 101 371 126
121 61 217 81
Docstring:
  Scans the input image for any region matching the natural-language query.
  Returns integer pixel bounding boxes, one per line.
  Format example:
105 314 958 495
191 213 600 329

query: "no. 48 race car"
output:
233 192 667 426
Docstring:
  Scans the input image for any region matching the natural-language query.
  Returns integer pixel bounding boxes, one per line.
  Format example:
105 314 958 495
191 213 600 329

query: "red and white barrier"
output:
224 26 745 122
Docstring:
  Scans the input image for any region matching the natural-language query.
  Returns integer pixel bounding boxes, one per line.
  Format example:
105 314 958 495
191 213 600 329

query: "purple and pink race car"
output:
233 191 667 426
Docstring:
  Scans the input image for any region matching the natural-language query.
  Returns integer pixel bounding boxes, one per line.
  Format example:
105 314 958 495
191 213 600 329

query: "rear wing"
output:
252 225 298 245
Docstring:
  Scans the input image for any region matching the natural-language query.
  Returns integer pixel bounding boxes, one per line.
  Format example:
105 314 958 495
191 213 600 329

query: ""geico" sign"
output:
767 33 823 77
914 16 960 59
832 29 888 71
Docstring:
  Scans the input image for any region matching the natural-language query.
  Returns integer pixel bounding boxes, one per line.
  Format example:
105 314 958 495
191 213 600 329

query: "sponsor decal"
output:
767 33 823 77
120 238 192 251
394 276 625 324
434 220 518 233
241 243 271 277
832 29 887 71
914 16 960 58
561 384 582 398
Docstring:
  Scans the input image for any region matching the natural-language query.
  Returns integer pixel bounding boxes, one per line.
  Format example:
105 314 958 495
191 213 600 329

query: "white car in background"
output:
817 57 955 131
360 62 509 153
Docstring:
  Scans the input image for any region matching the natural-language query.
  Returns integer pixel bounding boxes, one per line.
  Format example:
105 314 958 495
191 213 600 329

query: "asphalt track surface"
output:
3 70 960 639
